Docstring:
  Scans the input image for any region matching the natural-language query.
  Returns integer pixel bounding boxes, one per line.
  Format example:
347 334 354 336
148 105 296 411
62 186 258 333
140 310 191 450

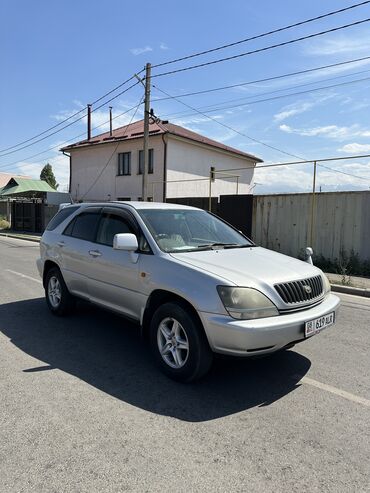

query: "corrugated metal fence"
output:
252 191 370 261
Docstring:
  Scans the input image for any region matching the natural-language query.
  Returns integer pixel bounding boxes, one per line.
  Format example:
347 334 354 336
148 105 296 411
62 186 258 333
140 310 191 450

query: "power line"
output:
0 101 145 173
152 18 370 78
80 96 145 200
152 55 370 101
0 71 145 155
0 81 140 158
162 76 370 120
153 84 370 182
152 1 370 68
153 83 304 160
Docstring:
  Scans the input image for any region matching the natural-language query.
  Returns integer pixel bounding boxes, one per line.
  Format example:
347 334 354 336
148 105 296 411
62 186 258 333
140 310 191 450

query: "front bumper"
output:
199 293 340 356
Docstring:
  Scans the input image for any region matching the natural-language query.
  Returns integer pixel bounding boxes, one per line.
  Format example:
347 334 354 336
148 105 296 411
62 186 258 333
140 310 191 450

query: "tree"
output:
40 163 58 190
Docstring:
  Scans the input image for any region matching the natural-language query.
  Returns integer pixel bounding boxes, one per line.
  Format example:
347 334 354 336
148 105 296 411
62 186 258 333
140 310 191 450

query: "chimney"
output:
87 104 92 140
109 106 113 137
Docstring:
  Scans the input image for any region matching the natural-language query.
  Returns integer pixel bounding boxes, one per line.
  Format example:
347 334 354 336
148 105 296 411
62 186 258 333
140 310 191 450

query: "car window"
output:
64 211 100 242
138 209 252 252
96 213 133 247
46 205 80 231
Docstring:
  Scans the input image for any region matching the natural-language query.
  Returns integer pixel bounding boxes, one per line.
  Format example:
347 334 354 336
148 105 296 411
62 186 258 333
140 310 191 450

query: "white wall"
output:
70 136 164 202
164 135 256 199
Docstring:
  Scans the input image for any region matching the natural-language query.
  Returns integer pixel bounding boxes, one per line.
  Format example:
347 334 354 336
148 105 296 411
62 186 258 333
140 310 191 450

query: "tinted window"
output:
65 212 100 241
96 213 133 246
46 206 80 231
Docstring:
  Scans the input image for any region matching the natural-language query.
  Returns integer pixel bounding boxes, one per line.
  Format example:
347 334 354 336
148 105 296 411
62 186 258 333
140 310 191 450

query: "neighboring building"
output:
0 172 30 188
61 119 263 202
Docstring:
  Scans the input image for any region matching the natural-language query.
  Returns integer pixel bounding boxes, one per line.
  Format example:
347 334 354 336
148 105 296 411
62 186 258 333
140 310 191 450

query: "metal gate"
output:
11 201 44 233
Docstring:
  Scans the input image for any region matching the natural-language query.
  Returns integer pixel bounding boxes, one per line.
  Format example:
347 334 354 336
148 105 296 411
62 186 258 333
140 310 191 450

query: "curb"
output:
331 283 370 298
0 232 41 243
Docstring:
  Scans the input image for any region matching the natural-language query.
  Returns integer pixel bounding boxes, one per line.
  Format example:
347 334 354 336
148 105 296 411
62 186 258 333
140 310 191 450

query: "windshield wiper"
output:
196 242 246 249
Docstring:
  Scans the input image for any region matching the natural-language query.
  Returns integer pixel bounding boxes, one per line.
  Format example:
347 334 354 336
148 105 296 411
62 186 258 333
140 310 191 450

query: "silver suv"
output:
37 202 340 382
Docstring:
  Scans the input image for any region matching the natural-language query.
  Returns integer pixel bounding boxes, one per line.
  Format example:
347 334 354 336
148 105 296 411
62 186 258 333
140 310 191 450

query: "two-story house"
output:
61 119 262 202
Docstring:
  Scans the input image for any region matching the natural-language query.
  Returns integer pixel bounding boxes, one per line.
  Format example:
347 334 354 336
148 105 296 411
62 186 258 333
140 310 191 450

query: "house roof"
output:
0 172 30 188
0 177 56 197
60 119 263 162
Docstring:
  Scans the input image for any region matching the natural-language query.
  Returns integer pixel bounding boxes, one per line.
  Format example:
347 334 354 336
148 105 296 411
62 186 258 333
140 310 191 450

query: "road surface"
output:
0 236 369 492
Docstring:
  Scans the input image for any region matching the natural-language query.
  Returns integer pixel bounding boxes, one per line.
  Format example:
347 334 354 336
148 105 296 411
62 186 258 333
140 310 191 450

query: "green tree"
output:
40 163 58 190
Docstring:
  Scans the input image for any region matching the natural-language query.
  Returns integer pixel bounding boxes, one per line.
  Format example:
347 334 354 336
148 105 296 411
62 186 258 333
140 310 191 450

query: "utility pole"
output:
310 160 317 248
142 62 151 201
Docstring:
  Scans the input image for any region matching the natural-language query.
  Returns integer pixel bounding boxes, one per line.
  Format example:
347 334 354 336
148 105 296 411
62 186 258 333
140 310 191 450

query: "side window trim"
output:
62 207 102 242
101 206 153 254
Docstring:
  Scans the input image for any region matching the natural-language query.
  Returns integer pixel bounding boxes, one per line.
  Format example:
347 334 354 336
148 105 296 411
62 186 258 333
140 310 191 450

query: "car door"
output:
58 207 102 298
86 207 147 320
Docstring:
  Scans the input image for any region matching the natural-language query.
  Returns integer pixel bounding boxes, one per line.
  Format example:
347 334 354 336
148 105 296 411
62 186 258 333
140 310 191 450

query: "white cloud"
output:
338 143 370 154
159 42 169 50
255 160 370 194
279 123 370 140
305 35 370 57
274 102 314 122
16 154 70 192
129 46 153 56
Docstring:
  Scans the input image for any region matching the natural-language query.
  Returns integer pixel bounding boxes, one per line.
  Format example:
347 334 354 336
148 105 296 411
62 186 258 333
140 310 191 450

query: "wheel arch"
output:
142 289 209 344
42 260 61 288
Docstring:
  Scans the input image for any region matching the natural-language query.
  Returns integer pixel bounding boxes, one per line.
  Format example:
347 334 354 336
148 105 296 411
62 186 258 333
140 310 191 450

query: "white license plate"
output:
305 312 335 338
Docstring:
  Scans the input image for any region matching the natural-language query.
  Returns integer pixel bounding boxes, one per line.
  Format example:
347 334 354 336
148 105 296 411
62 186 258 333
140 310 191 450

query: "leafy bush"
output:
0 218 10 230
313 249 370 278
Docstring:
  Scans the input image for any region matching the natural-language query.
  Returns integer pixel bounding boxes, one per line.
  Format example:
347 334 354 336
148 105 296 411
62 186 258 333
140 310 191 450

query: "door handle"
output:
57 241 65 247
89 249 102 257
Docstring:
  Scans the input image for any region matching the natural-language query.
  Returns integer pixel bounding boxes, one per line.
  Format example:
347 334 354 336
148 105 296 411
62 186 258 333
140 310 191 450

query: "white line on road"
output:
300 376 370 408
5 269 42 284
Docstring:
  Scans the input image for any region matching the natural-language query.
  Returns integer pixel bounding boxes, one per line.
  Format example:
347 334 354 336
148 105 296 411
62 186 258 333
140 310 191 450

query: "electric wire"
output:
0 101 145 173
152 1 370 68
152 18 370 78
152 55 370 101
80 95 145 200
162 75 370 119
153 84 370 182
0 81 140 158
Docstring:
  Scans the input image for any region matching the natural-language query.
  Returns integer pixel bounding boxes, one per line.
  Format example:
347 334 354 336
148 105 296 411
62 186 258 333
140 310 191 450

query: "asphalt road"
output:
0 236 369 493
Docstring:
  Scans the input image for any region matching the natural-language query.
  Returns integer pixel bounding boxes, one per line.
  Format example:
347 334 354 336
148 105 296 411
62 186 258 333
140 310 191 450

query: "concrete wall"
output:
252 191 370 261
165 135 255 200
70 135 165 202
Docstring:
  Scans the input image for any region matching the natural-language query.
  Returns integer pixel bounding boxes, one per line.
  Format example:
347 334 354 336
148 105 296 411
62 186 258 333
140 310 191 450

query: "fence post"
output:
208 168 212 212
310 161 317 248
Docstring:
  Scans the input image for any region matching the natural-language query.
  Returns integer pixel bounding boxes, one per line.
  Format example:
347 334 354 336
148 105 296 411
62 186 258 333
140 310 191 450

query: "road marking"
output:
5 269 42 284
300 376 370 408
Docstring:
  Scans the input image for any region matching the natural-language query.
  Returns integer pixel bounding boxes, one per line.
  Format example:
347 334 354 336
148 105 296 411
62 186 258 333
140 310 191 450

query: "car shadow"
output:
0 298 311 422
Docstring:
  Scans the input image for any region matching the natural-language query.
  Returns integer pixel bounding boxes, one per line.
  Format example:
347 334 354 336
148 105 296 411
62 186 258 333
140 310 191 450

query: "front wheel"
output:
45 267 75 316
149 302 213 382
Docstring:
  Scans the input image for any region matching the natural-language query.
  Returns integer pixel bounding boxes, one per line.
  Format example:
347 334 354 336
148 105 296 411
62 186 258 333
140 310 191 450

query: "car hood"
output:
170 246 322 287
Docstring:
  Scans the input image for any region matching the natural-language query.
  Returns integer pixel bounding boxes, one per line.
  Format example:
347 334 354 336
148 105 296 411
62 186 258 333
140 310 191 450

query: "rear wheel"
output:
150 302 213 382
45 267 75 316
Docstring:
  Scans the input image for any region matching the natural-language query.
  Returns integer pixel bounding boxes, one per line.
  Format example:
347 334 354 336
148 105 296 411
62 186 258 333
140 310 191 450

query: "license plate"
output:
305 312 335 338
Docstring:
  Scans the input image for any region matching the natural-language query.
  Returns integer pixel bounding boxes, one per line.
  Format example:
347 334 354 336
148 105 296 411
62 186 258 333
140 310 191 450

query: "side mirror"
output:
113 233 138 251
305 246 314 265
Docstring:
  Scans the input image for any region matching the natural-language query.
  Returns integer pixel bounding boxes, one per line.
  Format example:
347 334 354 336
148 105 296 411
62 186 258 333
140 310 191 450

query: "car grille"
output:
274 275 323 304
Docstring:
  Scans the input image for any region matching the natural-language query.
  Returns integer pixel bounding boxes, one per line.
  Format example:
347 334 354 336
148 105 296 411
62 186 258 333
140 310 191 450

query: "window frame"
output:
138 148 154 174
117 152 131 176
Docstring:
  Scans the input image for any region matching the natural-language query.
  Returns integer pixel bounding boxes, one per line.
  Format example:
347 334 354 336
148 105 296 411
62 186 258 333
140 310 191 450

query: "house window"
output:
138 149 154 174
118 152 131 175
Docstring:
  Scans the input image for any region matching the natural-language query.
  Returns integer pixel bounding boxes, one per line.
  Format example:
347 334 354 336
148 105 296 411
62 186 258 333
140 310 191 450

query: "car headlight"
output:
217 286 279 320
322 274 331 294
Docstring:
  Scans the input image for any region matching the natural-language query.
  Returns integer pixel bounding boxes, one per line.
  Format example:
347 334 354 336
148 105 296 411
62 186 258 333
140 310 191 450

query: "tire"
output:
149 302 213 382
45 267 75 316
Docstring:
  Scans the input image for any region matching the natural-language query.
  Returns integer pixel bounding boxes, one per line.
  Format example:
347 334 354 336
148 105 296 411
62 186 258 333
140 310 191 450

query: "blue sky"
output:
1 0 370 193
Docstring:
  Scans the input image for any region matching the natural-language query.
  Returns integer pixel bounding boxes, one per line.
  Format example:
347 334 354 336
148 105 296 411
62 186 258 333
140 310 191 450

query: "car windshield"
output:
138 208 253 252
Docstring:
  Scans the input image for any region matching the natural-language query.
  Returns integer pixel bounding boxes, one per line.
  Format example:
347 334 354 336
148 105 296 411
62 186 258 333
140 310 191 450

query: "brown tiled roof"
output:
61 119 263 162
